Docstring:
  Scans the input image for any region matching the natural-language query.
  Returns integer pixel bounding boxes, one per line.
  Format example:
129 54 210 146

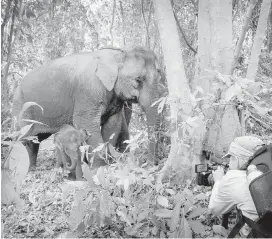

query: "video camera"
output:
195 163 229 186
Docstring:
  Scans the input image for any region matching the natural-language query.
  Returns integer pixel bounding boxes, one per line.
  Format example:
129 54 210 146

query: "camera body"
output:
195 163 228 186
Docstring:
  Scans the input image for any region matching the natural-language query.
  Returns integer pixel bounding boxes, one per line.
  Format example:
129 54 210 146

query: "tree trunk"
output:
195 0 233 91
195 0 239 157
1 0 19 110
268 5 272 53
153 0 193 179
229 0 257 75
246 0 272 80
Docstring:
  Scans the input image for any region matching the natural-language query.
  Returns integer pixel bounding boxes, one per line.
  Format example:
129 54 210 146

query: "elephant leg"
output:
101 112 122 147
24 140 39 171
55 148 64 168
85 130 107 168
73 103 106 169
75 160 83 181
116 110 130 152
24 133 52 171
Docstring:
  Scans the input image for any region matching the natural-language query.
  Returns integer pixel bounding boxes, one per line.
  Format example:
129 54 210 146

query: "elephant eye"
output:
136 76 142 82
135 76 144 87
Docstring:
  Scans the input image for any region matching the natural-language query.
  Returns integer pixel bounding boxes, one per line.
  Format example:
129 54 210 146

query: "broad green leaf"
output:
84 212 95 227
8 142 29 194
136 210 149 223
183 188 194 204
62 184 74 201
169 230 178 238
76 221 85 234
143 177 153 186
117 209 132 226
187 206 206 219
169 200 182 231
177 214 192 238
151 225 158 235
184 200 193 214
173 192 185 205
74 189 86 206
18 123 34 140
154 209 173 218
69 203 87 231
92 143 105 153
96 167 107 188
100 192 114 218
1 171 24 207
124 225 138 236
108 143 121 159
160 230 166 238
188 220 205 234
82 163 96 186
157 195 169 207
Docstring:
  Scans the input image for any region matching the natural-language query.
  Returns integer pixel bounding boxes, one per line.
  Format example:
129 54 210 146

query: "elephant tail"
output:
12 86 44 131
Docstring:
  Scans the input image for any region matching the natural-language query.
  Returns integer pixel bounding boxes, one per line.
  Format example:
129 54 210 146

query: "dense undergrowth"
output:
1 139 235 238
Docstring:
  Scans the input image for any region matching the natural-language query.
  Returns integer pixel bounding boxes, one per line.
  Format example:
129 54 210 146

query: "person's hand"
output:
212 166 225 183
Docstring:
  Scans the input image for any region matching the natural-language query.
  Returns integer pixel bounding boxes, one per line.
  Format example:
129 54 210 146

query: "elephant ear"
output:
96 50 125 91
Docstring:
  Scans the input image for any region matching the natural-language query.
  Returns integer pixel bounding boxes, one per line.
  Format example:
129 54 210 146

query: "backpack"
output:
247 144 272 217
228 144 272 238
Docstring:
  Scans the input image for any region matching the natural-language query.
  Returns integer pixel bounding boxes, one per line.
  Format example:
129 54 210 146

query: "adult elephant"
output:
12 47 162 169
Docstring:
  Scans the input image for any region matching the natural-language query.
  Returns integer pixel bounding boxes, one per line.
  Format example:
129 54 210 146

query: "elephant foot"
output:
28 165 37 171
67 171 76 181
67 172 85 181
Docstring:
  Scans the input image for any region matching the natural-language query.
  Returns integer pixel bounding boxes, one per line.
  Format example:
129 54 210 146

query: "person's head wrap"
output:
223 136 264 169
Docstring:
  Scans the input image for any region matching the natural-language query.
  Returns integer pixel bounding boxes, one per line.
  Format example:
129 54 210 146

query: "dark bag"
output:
249 171 272 217
248 144 272 217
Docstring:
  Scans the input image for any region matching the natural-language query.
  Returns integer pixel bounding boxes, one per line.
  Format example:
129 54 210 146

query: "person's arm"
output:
208 168 236 216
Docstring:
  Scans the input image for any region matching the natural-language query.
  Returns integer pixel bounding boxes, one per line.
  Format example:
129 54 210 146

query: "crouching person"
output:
208 136 265 236
54 124 90 180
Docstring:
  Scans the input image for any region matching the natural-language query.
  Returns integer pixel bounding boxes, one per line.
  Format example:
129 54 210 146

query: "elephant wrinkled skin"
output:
54 124 90 180
12 47 162 170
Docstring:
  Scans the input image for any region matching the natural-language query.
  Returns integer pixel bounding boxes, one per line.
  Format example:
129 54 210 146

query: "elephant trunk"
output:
65 154 78 171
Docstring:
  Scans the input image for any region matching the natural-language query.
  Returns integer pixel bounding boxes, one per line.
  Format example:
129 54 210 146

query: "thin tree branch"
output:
147 0 152 29
232 0 240 22
1 0 13 60
119 1 126 46
110 0 116 46
229 0 257 75
141 0 150 49
171 0 197 54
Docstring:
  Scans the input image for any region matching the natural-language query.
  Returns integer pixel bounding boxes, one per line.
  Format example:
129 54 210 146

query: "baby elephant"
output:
54 124 90 180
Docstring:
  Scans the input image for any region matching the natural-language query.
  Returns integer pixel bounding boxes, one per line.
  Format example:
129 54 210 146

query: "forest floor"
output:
1 137 238 238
